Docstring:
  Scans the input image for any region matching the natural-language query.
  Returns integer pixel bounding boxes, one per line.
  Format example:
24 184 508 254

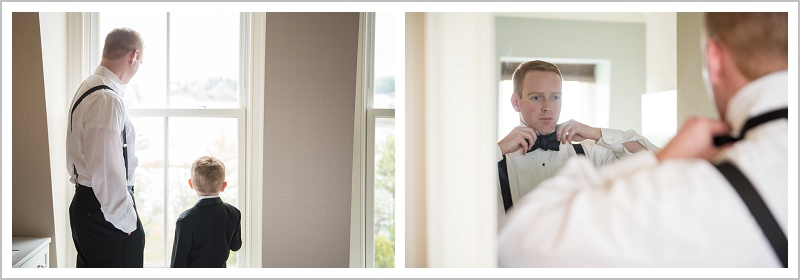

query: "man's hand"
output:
655 117 731 162
498 126 537 155
556 119 602 145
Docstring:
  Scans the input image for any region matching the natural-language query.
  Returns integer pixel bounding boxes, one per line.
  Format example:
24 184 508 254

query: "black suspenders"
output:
713 107 788 267
572 143 585 157
498 156 513 212
70 85 129 181
715 162 787 267
498 143 585 213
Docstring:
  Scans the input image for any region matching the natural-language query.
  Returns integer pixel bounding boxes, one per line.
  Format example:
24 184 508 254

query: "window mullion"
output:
166 12 171 109
162 116 169 268
163 12 171 268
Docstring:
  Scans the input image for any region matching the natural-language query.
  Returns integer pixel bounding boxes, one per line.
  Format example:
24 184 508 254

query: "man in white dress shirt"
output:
498 12 788 267
496 60 659 221
67 28 145 267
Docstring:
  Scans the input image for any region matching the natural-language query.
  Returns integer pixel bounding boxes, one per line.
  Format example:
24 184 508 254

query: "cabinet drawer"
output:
18 249 48 268
12 237 51 268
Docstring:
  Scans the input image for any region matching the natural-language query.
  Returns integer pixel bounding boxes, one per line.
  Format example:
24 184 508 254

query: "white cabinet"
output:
12 237 51 268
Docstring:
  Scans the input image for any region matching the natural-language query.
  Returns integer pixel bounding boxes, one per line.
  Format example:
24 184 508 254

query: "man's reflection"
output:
496 60 659 222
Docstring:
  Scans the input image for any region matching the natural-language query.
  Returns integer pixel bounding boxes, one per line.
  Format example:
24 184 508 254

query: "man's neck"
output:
535 129 556 136
99 59 129 84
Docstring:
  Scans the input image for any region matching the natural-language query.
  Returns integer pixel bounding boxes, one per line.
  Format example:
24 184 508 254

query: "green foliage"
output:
374 234 395 268
374 134 395 267
376 135 395 194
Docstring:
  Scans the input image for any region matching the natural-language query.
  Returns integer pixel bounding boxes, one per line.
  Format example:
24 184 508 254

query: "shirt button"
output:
542 163 545 166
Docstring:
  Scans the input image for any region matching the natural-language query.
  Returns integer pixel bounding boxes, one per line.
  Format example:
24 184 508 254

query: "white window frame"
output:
65 12 264 268
349 12 396 268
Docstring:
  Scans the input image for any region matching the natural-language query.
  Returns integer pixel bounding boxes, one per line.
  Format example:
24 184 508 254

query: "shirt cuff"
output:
596 128 627 154
597 128 654 154
495 144 504 162
598 128 625 145
109 208 138 234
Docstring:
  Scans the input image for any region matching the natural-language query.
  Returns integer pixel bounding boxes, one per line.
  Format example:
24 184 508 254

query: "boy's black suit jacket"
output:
170 197 242 268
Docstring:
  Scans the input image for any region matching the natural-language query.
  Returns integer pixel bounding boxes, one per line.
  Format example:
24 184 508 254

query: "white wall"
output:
676 12 718 125
406 12 497 268
642 13 677 147
38 12 70 269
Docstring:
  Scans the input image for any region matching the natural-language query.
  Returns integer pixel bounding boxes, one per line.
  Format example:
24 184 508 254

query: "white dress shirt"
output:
67 66 139 234
195 194 221 205
497 128 660 222
498 71 788 267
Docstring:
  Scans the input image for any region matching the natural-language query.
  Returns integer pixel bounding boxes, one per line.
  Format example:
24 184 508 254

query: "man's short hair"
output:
102 27 144 60
705 12 787 80
191 156 226 195
511 60 562 97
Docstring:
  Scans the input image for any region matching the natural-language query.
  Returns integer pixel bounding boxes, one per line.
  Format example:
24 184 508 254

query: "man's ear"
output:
129 49 139 65
706 38 723 84
220 182 228 193
188 179 194 190
511 93 521 113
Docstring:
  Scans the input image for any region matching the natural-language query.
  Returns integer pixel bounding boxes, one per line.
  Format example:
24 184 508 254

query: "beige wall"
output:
261 12 360 268
11 12 58 267
676 12 718 124
404 12 427 268
645 12 677 94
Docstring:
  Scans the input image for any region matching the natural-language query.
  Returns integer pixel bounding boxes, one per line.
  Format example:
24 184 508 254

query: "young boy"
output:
170 156 242 268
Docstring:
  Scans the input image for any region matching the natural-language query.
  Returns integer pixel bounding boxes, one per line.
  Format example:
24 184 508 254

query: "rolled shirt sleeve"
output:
596 128 661 158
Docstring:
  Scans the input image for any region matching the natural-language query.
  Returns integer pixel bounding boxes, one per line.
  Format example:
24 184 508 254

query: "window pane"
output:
130 117 166 267
372 12 396 109
373 118 395 268
98 13 168 108
167 117 239 268
560 81 598 128
169 13 240 108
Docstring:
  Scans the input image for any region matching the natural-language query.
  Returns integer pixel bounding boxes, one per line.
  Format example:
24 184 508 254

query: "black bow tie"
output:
713 108 787 146
528 132 560 152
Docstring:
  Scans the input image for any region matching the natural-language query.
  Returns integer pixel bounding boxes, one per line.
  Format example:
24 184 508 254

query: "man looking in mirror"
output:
497 60 659 222
499 13 788 267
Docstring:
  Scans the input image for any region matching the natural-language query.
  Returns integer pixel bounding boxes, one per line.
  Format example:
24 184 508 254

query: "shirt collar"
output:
725 70 788 138
195 195 220 205
94 66 125 94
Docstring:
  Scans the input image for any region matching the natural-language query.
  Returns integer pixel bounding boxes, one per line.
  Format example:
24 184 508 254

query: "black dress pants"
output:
69 184 145 268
